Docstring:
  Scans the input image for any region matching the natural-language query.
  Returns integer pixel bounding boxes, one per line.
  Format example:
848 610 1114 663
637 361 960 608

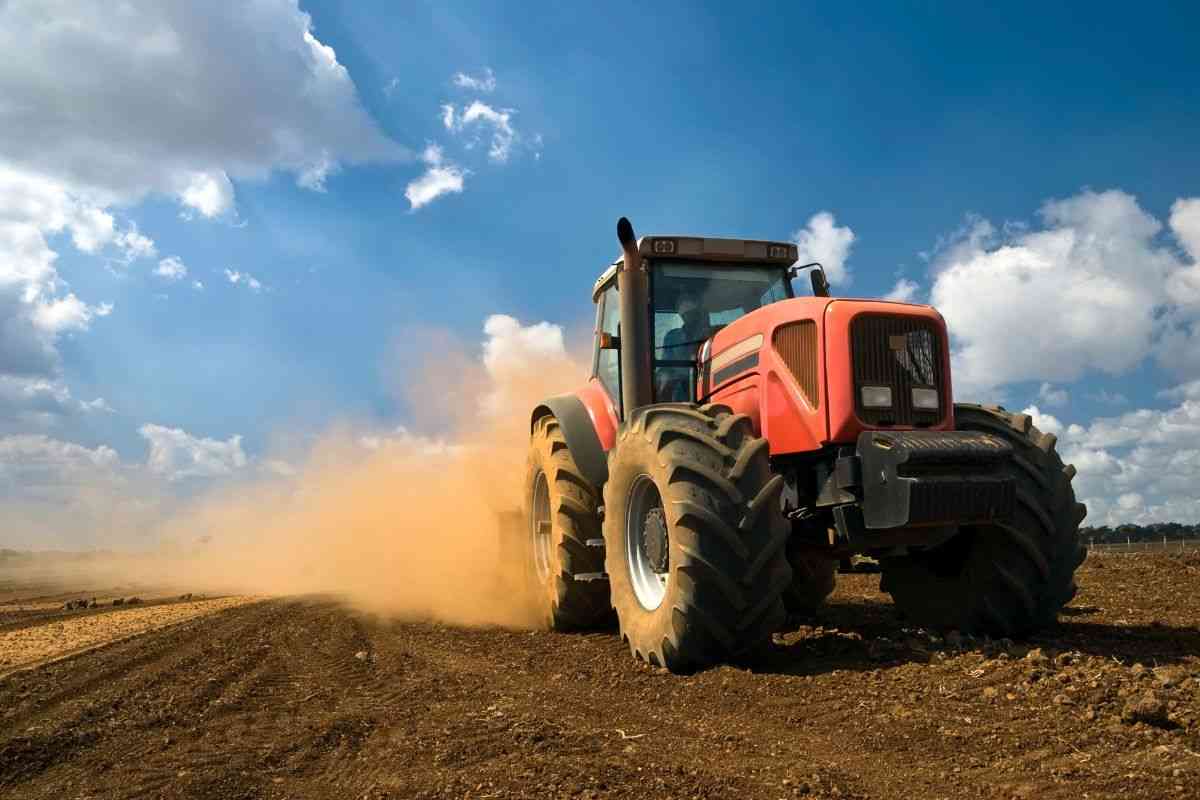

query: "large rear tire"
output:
603 403 791 672
879 404 1087 636
523 415 611 630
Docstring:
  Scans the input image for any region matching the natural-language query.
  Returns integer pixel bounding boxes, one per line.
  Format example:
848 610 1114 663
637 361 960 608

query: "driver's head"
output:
677 288 703 326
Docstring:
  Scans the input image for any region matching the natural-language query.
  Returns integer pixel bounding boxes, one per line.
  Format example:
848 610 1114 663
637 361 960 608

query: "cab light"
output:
652 238 677 255
861 385 893 409
912 387 939 410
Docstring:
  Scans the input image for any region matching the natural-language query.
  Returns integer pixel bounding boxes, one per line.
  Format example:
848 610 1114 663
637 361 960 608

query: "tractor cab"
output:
591 235 815 410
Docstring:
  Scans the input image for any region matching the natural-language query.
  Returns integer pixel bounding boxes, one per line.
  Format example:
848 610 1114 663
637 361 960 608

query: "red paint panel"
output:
575 378 619 451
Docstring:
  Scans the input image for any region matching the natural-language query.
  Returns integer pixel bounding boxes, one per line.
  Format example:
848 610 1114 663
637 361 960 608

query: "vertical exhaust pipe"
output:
616 217 653 415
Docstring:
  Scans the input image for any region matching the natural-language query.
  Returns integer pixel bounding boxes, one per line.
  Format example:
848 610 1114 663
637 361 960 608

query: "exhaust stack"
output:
616 217 653 416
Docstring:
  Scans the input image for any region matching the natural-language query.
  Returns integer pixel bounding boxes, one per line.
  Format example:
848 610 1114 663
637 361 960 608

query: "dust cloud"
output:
94 315 588 629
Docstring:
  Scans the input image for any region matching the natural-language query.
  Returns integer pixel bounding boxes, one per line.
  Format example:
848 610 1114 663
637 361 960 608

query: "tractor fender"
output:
530 394 609 488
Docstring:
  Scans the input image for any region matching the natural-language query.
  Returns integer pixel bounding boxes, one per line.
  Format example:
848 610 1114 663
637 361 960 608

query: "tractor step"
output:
573 572 609 583
585 538 605 548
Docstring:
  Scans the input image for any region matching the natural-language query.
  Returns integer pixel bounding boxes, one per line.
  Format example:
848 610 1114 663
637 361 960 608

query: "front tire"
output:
523 415 611 629
879 404 1087 636
603 403 791 672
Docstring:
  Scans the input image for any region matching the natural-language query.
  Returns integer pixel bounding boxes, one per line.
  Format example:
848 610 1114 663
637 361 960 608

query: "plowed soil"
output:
2 551 1199 799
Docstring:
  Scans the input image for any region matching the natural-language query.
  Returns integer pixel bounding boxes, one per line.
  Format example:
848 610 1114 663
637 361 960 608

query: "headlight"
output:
861 385 893 408
912 387 939 410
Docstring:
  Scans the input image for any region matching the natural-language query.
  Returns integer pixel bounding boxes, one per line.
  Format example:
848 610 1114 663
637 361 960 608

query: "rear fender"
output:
530 388 611 488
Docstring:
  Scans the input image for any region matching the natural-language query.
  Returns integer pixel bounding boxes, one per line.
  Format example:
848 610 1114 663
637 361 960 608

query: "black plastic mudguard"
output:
531 394 608 488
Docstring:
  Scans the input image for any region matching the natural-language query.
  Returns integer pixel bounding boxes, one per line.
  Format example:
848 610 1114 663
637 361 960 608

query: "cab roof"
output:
591 235 799 301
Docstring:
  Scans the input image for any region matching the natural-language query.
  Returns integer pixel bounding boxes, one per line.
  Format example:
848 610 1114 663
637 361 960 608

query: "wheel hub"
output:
625 475 669 611
641 507 669 573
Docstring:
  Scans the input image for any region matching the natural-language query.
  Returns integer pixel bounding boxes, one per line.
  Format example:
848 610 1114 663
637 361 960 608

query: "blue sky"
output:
2 0 1200 545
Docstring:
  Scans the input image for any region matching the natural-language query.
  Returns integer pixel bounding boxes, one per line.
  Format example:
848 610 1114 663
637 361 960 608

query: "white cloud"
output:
191 279 205 291
1021 404 1064 436
441 100 519 164
0 1 402 212
926 190 1198 399
791 211 855 285
0 2 402 421
479 314 574 418
296 151 338 192
405 145 466 210
452 68 497 93
113 224 157 262
224 269 264 292
178 171 235 218
1053 389 1200 526
884 278 919 303
155 256 188 281
0 169 120 425
0 434 119 476
1170 197 1200 262
1038 382 1069 407
139 423 247 481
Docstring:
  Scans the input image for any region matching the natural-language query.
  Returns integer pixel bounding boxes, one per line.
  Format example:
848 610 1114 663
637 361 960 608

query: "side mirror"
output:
810 268 831 298
791 262 831 297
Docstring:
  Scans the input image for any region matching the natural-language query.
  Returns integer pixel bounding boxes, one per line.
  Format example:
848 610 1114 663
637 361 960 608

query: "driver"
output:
657 287 710 401
660 289 710 361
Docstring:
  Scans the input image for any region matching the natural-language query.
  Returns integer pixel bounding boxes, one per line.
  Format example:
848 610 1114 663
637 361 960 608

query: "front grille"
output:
851 315 944 426
773 321 819 408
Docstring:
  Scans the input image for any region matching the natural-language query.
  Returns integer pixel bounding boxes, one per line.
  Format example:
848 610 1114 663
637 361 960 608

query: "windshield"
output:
651 261 791 401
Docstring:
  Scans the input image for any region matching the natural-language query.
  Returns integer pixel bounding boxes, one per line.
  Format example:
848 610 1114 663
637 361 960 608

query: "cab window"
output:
596 283 620 403
652 262 791 401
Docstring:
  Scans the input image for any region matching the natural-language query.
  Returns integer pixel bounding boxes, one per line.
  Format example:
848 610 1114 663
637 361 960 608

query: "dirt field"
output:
2 552 1198 800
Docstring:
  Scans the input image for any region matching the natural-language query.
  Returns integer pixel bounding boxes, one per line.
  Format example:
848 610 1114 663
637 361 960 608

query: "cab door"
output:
579 280 621 451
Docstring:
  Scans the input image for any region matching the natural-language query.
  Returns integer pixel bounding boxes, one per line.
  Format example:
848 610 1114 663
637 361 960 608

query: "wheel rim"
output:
531 470 552 582
625 475 668 610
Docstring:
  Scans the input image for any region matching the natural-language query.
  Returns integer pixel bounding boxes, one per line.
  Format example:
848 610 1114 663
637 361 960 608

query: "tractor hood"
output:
699 297 954 452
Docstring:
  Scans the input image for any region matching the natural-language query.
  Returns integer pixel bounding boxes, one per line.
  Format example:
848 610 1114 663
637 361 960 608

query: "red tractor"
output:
523 217 1086 672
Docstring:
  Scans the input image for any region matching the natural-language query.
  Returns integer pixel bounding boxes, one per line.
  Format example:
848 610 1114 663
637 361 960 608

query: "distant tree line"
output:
1082 523 1200 544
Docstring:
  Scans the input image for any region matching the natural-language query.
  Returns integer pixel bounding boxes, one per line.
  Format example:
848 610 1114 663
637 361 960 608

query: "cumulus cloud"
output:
791 211 855 285
405 145 467 210
0 1 401 422
884 278 919 303
0 1 402 209
453 68 496 93
924 189 1199 399
224 269 264 292
178 171 235 219
0 168 121 423
1057 389 1200 526
441 100 522 164
1021 404 1064 436
155 256 188 281
139 424 247 481
0 434 119 476
478 314 574 418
